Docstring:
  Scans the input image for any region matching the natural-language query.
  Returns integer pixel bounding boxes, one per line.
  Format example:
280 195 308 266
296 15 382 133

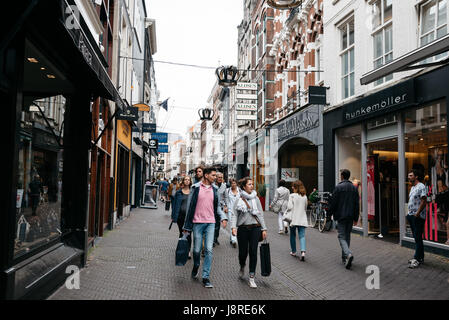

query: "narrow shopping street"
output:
49 203 449 300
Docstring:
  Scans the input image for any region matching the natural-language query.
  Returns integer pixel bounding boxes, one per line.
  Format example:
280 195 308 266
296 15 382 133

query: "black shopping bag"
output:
259 240 271 277
175 234 189 266
165 200 171 211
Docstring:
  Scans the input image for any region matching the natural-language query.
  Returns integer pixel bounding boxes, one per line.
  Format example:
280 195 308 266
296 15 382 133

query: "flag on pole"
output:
160 98 169 111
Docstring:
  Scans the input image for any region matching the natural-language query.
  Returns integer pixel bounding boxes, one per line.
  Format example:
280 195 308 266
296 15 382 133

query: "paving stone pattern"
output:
48 203 449 300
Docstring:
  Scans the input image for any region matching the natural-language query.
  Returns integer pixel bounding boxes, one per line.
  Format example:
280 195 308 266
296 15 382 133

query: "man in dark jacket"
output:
329 169 359 269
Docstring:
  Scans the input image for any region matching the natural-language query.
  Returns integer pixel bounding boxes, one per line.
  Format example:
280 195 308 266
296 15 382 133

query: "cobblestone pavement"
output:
48 203 449 300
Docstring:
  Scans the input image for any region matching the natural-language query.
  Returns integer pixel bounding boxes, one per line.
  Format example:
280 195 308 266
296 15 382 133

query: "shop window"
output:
336 125 362 227
15 95 66 257
404 100 449 245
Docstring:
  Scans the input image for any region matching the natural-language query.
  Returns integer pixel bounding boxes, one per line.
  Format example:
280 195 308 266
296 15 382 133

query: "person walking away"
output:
213 172 227 246
182 167 228 288
270 179 290 234
160 178 169 202
28 174 42 216
329 169 359 269
407 170 427 268
224 178 240 248
231 177 267 288
287 180 309 261
172 176 193 259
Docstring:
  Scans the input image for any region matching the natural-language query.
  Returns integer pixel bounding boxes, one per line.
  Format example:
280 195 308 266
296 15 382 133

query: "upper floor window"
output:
420 0 448 61
340 18 354 99
372 0 393 86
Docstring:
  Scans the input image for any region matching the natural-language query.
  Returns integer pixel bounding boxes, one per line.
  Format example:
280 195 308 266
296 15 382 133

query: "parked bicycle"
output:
308 192 333 232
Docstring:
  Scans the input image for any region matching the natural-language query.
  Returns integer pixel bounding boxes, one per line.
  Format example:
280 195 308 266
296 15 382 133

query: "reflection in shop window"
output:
15 95 66 257
336 124 362 227
404 100 449 245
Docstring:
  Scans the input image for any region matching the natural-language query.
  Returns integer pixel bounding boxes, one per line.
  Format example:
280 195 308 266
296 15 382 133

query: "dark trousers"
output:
237 226 261 275
177 214 191 250
30 194 40 215
407 215 425 261
337 219 353 259
214 220 220 243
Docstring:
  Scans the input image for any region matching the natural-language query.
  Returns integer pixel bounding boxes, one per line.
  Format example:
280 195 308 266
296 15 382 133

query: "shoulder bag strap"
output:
242 198 262 226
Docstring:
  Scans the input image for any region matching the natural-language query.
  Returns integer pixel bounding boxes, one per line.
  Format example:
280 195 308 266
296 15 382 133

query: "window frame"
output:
419 0 448 61
339 17 355 100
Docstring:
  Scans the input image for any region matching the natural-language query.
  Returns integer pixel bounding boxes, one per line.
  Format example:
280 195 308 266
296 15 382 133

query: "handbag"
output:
271 197 287 214
283 209 292 224
259 240 271 277
175 233 189 266
241 197 264 242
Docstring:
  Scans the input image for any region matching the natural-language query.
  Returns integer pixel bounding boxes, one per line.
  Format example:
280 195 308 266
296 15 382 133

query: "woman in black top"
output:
171 176 193 257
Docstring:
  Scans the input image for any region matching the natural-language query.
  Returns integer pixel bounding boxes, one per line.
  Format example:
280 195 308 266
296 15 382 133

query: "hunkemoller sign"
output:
343 79 415 123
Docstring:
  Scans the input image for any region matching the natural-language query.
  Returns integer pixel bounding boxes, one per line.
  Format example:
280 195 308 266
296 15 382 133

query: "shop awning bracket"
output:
0 0 40 54
31 102 63 149
92 107 119 148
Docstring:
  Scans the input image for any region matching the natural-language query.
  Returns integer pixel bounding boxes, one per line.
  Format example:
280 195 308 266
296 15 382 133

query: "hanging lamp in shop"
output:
267 0 302 9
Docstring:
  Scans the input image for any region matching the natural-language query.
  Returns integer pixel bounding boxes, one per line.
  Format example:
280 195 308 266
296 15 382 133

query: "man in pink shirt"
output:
183 167 227 288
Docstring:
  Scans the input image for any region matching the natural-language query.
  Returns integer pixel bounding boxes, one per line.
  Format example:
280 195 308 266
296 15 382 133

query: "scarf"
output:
240 190 263 216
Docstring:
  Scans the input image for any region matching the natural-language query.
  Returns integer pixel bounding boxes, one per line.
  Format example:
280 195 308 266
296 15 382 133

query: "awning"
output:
60 0 125 110
360 33 449 85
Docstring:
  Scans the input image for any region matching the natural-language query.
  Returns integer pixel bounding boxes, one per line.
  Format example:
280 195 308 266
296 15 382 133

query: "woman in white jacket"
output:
287 180 308 261
269 179 290 234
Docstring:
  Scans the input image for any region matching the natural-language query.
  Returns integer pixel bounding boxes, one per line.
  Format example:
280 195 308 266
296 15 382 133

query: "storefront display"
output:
404 101 449 245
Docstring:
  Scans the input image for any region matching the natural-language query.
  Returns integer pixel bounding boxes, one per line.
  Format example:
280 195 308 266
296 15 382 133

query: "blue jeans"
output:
290 226 306 253
192 223 215 279
407 215 425 262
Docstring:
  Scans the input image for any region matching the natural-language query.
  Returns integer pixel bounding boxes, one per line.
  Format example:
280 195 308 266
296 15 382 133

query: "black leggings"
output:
177 213 192 250
237 226 261 274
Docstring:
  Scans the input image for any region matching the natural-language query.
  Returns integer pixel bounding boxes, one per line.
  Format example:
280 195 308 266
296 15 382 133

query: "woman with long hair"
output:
231 177 267 288
172 176 193 258
287 180 308 261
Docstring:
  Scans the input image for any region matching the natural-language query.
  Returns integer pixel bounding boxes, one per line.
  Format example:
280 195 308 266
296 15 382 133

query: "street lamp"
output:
267 0 302 9
215 65 239 87
198 108 214 121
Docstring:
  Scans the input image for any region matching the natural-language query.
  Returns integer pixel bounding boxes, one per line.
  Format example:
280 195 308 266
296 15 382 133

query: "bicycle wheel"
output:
318 210 327 232
309 206 317 227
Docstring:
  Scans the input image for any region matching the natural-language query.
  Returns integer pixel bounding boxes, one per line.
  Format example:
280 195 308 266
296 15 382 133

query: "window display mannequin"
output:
431 148 449 190
435 178 449 245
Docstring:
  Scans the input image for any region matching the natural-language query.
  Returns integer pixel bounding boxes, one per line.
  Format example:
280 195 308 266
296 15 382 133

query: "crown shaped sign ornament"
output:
267 0 302 9
198 108 214 121
215 65 239 87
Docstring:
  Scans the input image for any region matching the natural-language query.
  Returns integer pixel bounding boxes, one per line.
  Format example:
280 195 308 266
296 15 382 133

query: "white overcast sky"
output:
146 0 243 137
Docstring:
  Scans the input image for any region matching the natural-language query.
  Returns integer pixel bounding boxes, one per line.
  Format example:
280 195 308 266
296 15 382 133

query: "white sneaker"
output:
239 267 245 280
248 276 257 288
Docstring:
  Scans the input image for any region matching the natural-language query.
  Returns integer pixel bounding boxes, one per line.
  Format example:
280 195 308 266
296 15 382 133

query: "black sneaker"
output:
284 227 289 234
191 266 199 279
202 278 213 288
345 254 354 269
232 242 237 248
215 240 220 245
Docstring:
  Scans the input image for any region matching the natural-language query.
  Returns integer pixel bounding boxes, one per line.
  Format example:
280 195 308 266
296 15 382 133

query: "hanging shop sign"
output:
151 132 168 143
273 105 320 143
117 107 139 121
308 86 327 105
149 139 158 149
237 82 257 90
236 103 257 111
237 114 257 121
343 79 415 124
281 168 300 182
237 93 258 100
142 123 157 133
157 144 169 153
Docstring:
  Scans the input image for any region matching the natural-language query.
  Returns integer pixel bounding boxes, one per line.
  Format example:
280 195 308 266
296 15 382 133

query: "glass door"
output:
367 138 400 239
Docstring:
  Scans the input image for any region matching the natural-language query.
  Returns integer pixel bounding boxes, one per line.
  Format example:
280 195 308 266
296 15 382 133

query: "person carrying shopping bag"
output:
269 179 290 234
286 180 309 261
172 176 193 259
231 177 267 288
223 178 240 248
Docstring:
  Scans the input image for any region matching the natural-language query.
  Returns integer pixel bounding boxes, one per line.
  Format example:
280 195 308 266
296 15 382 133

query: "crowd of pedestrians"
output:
161 165 429 289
